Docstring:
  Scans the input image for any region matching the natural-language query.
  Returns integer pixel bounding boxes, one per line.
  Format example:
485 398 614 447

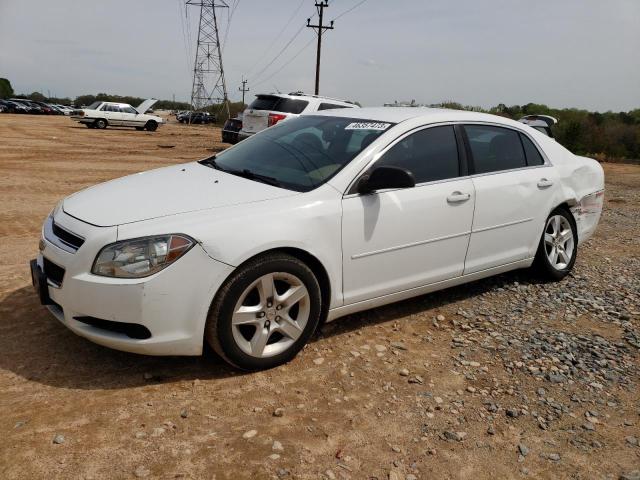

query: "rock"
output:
506 408 520 418
436 314 445 322
313 357 325 365
273 408 285 417
134 466 150 478
582 421 596 431
268 453 281 460
324 470 336 480
390 341 407 350
487 425 495 435
518 444 530 457
180 408 189 419
625 436 639 447
466 386 476 393
406 475 418 480
543 452 561 462
272 440 284 451
399 368 410 377
619 471 640 480
242 429 257 439
374 344 387 352
443 431 467 442
52 434 65 445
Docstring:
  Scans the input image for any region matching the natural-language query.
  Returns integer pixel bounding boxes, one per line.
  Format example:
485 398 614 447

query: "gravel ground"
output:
0 115 638 479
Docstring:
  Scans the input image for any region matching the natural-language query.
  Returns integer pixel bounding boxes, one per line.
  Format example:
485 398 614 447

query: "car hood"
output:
63 162 296 227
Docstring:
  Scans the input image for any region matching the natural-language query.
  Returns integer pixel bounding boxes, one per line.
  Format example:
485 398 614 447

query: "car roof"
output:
310 106 525 128
257 92 354 106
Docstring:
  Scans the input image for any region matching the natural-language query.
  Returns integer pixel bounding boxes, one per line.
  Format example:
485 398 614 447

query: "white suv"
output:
71 99 163 131
239 92 357 140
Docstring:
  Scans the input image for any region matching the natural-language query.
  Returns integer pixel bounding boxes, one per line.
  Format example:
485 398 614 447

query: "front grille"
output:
43 258 65 286
73 317 152 340
52 221 85 251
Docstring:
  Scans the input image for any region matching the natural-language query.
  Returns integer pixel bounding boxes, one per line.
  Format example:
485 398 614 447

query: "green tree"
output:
0 78 14 98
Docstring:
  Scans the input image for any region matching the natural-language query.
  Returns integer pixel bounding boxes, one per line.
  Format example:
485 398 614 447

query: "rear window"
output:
318 103 350 111
248 96 309 114
464 125 527 174
520 133 545 166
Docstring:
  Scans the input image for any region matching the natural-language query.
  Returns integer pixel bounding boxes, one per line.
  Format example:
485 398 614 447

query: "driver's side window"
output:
375 125 461 184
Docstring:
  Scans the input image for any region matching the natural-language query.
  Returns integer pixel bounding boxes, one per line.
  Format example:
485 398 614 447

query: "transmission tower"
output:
187 0 230 118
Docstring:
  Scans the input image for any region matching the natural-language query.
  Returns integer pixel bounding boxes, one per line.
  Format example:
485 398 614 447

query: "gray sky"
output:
1 0 639 111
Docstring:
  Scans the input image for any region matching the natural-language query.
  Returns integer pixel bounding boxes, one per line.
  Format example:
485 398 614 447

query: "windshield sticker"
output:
345 122 391 131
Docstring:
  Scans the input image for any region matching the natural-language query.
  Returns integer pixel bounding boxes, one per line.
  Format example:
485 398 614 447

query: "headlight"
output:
92 234 195 278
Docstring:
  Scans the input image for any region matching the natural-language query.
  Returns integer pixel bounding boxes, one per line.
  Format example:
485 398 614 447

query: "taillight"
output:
268 113 286 127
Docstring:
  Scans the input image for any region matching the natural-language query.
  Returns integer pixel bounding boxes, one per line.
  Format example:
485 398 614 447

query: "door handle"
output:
537 178 554 188
447 191 471 204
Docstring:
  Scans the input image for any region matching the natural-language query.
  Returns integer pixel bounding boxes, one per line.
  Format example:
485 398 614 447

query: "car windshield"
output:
248 95 309 114
201 116 393 192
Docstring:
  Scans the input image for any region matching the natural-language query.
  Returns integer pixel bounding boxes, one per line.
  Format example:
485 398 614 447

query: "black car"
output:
222 117 243 144
178 111 214 124
0 99 29 113
9 99 44 114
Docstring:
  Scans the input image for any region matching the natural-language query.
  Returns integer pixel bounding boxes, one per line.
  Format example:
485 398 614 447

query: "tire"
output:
145 121 158 132
205 253 322 370
533 207 578 281
95 119 107 129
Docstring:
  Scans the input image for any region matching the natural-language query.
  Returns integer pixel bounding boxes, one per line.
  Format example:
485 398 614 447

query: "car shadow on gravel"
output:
0 269 543 390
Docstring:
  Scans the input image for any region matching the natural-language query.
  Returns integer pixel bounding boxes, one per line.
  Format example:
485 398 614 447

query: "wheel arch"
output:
548 200 579 242
226 247 332 324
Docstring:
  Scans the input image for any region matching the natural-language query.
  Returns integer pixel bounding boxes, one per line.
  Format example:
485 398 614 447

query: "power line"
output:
249 23 307 84
331 0 367 21
246 0 306 78
252 36 316 88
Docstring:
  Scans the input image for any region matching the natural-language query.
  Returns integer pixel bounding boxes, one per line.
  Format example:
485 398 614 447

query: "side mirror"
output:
357 166 416 195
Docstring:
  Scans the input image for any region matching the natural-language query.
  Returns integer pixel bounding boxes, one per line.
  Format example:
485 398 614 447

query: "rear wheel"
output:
95 119 107 129
205 253 322 370
145 120 158 132
533 207 577 280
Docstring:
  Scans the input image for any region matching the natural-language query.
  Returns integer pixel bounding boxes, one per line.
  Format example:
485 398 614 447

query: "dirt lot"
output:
1 114 638 480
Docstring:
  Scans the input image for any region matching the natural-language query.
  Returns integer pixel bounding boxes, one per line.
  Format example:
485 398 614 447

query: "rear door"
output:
463 124 558 273
342 125 475 304
103 104 123 125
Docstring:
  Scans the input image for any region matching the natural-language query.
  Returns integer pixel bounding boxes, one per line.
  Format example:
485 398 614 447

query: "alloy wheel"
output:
544 214 575 270
231 272 310 358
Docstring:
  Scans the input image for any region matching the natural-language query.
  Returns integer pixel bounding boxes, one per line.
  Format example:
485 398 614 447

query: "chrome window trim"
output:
343 120 552 198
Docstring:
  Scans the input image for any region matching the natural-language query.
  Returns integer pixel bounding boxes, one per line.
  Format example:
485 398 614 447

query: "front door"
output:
341 125 475 305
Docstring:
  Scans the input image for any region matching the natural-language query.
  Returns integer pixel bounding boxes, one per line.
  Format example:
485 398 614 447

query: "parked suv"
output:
239 91 357 140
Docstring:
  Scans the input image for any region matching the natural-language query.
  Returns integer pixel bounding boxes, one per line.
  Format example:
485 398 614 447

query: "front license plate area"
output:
30 259 53 305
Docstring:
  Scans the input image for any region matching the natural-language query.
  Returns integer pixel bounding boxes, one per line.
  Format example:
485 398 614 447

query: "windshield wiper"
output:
235 169 282 188
200 158 282 188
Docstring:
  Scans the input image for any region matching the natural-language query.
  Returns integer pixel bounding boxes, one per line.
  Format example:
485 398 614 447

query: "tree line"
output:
437 101 640 162
2 77 638 160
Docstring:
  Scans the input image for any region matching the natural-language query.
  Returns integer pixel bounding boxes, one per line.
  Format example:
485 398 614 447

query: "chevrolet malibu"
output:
31 108 604 370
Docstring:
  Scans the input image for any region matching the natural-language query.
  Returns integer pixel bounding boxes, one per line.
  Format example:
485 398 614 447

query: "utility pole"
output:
306 1 334 95
239 77 249 106
186 0 230 120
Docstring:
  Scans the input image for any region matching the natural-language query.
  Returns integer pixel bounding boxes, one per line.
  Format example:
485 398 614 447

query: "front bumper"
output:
33 210 234 356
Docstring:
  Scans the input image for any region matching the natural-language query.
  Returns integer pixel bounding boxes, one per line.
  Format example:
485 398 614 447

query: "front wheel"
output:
533 207 577 280
205 253 322 370
145 121 158 132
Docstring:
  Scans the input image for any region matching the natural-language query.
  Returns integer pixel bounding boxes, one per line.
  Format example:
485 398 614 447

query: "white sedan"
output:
71 99 163 131
31 108 604 370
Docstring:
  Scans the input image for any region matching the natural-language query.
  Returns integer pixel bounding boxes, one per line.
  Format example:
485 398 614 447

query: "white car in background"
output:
71 99 163 131
239 91 357 140
32 108 604 370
